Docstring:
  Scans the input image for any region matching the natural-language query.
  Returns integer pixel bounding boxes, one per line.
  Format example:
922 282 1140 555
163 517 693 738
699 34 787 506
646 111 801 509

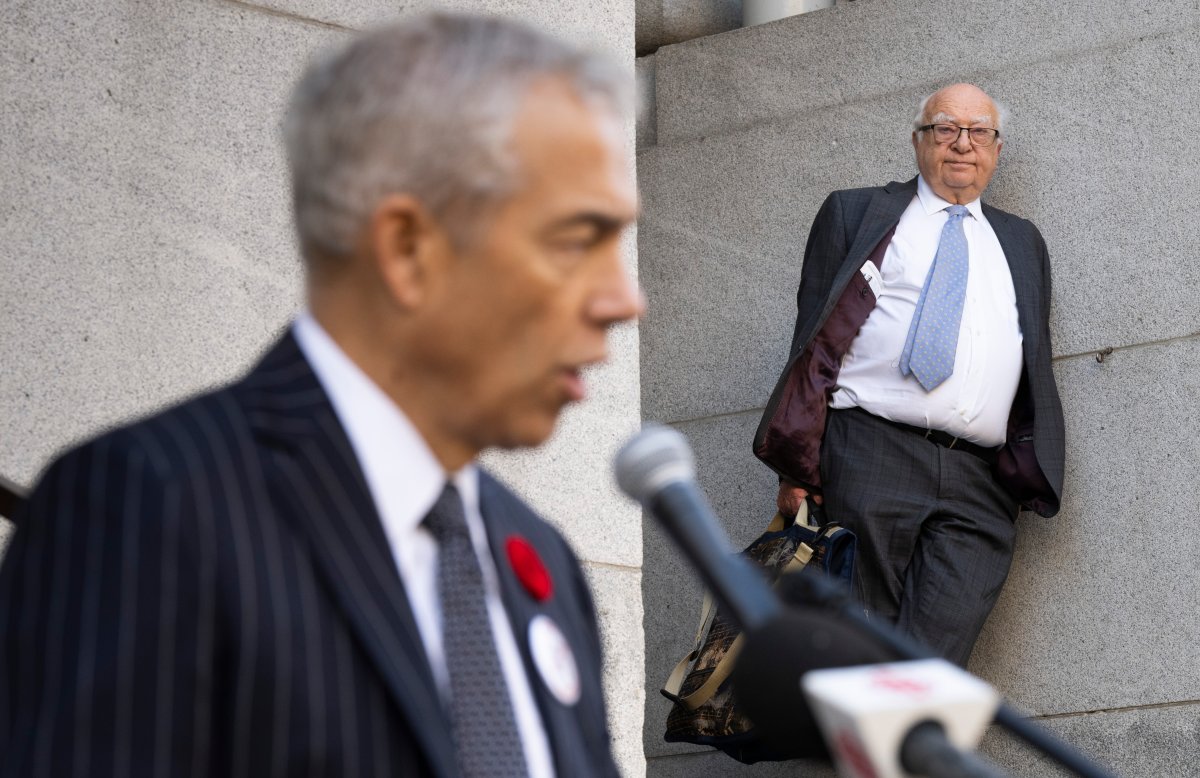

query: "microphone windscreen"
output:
613 424 694 503
731 603 899 756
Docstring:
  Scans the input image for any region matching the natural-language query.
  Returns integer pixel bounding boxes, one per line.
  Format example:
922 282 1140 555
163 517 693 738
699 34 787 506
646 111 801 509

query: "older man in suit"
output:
0 14 640 777
755 83 1064 666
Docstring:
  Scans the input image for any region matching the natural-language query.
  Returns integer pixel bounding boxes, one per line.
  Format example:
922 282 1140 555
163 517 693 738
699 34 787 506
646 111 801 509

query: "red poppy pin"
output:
506 535 553 602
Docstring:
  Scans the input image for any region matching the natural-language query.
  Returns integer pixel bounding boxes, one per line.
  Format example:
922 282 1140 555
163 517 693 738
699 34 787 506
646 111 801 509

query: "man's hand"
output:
777 480 822 518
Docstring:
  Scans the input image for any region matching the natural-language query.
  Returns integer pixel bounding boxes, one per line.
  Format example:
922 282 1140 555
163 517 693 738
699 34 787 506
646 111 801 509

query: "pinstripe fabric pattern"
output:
0 332 619 778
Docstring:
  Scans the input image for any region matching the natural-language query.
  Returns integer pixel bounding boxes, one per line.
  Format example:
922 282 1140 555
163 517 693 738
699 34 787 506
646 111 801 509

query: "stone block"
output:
980 704 1200 777
974 34 1200 360
636 54 657 148
0 0 339 487
635 0 665 56
649 749 838 777
648 703 1200 777
654 0 1199 146
971 337 1200 714
641 411 783 757
637 0 741 56
584 563 648 778
246 0 635 65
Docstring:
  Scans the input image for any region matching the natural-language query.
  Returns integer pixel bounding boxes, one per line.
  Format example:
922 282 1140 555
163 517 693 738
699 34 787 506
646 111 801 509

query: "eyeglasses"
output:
918 123 1001 148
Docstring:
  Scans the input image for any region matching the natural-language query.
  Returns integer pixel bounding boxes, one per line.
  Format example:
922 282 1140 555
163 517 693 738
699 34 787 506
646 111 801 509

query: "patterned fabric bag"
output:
661 500 855 764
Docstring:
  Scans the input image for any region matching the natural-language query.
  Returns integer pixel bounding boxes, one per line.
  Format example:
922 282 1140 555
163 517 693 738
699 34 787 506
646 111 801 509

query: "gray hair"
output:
283 13 629 261
911 89 1010 137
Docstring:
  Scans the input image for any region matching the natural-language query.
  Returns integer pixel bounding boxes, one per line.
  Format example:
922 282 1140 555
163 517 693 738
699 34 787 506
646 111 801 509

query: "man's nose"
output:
589 251 645 326
952 128 973 152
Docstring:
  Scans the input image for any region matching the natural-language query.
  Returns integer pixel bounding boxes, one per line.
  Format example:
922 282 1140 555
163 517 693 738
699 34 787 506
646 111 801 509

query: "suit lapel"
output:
821 179 917 324
984 205 1042 363
240 333 456 778
477 474 601 777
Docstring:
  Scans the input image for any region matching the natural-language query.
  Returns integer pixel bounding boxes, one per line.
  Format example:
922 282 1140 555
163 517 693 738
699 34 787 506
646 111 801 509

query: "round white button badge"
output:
528 614 581 707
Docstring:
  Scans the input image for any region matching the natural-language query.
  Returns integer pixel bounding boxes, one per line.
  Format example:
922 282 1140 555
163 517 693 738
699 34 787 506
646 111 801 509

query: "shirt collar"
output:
916 175 984 221
292 311 479 535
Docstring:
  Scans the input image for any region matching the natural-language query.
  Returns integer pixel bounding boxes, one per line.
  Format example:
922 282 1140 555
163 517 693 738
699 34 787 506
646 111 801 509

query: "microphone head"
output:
614 424 696 503
731 604 899 756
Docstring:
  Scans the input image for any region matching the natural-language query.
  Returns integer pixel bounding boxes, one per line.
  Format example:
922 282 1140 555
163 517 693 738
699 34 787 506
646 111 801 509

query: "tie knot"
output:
947 205 969 220
423 483 469 542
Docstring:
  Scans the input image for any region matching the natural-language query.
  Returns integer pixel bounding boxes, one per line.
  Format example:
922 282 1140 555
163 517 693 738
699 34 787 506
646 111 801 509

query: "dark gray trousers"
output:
821 408 1019 666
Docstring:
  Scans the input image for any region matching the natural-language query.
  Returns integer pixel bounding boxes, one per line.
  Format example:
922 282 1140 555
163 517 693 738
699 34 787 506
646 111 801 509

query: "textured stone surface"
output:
584 563 648 776
971 337 1200 715
0 0 334 493
655 0 1200 145
636 54 657 148
641 27 1200 421
646 703 1200 776
981 704 1200 777
649 750 838 777
636 0 741 55
248 0 635 63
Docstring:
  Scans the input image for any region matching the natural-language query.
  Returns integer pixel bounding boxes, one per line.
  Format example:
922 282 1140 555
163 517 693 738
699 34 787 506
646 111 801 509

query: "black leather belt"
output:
842 406 999 464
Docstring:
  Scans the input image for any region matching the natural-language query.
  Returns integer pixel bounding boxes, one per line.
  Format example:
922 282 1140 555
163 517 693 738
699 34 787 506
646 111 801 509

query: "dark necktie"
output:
423 483 529 777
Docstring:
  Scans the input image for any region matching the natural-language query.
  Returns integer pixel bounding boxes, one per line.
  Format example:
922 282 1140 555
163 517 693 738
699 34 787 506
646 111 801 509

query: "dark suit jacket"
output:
754 177 1065 517
0 332 618 777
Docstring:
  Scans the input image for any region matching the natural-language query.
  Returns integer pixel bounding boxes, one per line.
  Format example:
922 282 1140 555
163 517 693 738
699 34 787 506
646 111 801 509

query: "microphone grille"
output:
614 424 696 503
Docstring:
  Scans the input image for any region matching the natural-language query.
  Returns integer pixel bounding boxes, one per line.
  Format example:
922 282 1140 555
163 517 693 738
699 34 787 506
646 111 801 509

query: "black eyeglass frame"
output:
917 123 1001 147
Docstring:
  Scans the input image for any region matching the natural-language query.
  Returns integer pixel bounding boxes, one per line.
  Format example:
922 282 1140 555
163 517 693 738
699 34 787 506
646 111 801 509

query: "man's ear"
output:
367 193 451 310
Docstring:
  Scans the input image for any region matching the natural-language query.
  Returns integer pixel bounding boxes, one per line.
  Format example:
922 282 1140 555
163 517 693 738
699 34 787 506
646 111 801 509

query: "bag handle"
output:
661 504 825 709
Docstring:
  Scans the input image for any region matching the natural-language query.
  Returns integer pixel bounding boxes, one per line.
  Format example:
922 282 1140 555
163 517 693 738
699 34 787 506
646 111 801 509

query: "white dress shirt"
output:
293 313 555 778
829 176 1023 446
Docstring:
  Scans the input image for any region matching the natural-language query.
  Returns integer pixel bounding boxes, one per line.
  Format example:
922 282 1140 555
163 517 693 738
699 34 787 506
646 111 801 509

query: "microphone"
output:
614 424 782 632
801 659 1006 778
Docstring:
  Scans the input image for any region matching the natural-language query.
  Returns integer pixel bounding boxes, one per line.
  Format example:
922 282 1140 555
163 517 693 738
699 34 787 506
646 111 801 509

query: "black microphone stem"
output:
650 481 783 632
787 572 1119 778
901 721 1009 778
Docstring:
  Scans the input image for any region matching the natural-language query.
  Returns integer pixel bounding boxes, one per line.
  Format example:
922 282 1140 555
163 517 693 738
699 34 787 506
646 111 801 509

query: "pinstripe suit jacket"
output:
755 177 1065 516
0 333 619 778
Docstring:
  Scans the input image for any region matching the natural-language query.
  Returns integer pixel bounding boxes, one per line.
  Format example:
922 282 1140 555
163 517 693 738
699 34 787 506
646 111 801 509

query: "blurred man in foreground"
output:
0 14 639 777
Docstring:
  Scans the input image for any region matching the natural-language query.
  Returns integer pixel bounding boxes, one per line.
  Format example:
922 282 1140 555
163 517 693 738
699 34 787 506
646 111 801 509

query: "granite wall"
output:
637 0 1200 775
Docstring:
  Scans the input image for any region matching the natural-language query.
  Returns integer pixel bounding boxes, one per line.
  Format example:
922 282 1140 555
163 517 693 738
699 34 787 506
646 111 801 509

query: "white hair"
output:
283 13 630 261
911 89 1010 138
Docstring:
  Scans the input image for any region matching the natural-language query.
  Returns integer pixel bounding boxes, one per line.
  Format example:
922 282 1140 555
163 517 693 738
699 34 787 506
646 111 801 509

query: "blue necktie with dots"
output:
899 204 970 391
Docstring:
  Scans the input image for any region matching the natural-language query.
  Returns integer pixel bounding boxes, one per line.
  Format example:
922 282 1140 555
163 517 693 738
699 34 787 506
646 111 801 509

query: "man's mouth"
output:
561 367 587 402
